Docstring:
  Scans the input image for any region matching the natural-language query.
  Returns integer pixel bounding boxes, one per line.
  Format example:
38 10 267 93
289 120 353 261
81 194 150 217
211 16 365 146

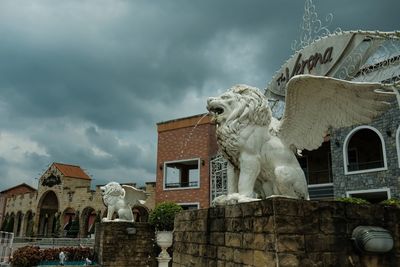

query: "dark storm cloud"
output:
0 0 304 130
0 157 7 177
316 1 400 32
0 0 399 190
85 126 154 172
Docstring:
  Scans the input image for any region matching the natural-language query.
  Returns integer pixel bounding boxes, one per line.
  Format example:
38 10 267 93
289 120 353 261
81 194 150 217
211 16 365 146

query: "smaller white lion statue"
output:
101 181 147 222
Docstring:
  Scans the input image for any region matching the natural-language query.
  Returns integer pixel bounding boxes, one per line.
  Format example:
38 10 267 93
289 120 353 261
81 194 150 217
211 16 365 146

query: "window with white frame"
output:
164 159 200 189
343 126 387 174
346 188 390 204
178 203 200 210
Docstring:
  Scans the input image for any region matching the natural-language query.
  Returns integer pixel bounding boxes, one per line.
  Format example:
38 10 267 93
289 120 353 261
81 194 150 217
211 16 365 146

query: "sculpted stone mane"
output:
207 75 394 204
102 182 123 206
210 86 272 169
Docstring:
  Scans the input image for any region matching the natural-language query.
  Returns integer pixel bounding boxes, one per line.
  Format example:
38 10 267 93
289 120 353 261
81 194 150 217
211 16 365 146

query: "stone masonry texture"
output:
331 105 400 199
94 221 158 267
172 197 400 267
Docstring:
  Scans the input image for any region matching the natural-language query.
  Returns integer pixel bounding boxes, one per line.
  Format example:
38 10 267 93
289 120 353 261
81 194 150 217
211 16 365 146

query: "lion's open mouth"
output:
208 106 224 115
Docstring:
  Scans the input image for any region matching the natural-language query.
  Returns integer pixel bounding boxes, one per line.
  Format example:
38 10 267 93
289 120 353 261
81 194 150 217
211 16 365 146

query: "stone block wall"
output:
173 198 400 267
94 222 157 267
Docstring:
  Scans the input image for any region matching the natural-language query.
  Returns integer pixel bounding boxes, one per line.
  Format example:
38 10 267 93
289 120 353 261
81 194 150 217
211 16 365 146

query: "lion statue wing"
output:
122 185 148 207
276 74 395 151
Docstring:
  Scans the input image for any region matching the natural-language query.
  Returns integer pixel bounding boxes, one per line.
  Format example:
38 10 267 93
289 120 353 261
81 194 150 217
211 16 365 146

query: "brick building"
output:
156 114 218 209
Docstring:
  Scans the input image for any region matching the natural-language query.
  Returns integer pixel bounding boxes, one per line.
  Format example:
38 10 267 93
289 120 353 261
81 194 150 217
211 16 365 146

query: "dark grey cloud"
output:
0 0 303 130
0 157 7 177
85 126 154 171
0 0 399 191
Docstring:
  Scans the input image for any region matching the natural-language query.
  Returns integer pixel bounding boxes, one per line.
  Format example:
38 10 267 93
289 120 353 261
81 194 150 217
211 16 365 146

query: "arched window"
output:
81 207 96 237
397 126 400 168
343 126 387 174
62 207 76 237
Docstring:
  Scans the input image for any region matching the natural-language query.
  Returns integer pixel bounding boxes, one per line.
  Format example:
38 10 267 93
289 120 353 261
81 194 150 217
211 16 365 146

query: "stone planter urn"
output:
149 202 183 267
156 231 173 267
156 231 173 257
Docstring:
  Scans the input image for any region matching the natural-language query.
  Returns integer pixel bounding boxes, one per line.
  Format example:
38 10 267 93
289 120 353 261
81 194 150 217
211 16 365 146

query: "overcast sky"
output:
0 0 399 191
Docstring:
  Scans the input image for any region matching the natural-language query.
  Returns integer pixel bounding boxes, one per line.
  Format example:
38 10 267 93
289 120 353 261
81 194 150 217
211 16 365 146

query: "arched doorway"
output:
1 213 9 231
24 210 34 237
2 213 14 233
81 207 96 237
8 213 15 234
15 211 23 237
62 208 76 237
37 191 59 237
132 205 149 222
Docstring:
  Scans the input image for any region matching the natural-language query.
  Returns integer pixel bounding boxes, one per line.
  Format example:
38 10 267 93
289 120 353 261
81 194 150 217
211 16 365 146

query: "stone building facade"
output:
331 104 400 200
265 31 400 202
156 114 218 209
2 162 155 237
0 184 36 227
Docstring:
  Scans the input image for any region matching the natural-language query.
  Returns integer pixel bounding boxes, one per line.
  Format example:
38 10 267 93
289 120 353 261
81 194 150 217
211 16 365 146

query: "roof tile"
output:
53 163 91 180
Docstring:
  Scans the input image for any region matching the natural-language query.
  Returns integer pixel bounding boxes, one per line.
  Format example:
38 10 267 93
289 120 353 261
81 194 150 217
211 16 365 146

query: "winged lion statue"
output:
207 74 398 205
101 181 148 222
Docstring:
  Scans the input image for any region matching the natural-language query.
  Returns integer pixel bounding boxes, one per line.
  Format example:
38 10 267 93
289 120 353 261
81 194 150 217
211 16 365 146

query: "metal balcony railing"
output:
304 169 332 185
165 181 199 188
348 160 384 172
12 237 95 248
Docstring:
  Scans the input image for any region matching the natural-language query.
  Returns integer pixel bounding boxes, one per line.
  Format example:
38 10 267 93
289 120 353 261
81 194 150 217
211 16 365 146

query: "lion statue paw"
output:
212 193 260 206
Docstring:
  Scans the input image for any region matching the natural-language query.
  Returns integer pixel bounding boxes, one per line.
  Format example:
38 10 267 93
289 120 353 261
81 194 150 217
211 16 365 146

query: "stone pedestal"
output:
157 256 172 267
173 198 400 267
94 222 157 267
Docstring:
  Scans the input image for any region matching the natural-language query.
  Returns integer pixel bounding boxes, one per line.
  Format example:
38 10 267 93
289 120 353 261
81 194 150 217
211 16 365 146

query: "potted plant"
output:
149 202 182 262
380 198 400 207
335 197 370 205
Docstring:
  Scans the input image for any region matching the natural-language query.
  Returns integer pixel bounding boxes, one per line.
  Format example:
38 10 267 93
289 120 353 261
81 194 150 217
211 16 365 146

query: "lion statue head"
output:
207 85 271 127
100 182 124 206
207 85 273 168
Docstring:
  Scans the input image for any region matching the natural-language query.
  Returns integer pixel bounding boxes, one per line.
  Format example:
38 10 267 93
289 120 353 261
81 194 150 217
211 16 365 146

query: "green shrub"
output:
335 197 370 205
149 202 183 231
380 198 400 207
